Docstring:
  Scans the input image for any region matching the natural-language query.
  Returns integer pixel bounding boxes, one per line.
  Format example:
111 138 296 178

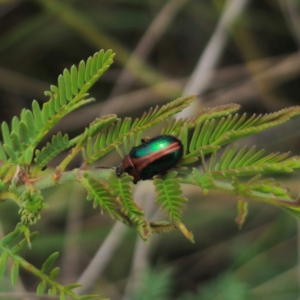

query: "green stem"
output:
0 243 84 300
17 169 115 195
180 175 300 208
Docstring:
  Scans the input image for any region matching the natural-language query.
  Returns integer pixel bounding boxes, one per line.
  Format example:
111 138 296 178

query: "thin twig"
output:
280 3 300 298
36 0 181 98
205 52 300 108
60 184 84 284
75 221 128 295
178 0 251 119
110 0 189 97
122 185 157 300
279 0 300 48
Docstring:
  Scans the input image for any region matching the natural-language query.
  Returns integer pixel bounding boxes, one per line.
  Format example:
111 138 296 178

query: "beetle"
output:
116 135 184 183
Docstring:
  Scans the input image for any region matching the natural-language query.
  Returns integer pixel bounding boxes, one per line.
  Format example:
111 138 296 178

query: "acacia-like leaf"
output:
1 122 12 148
210 145 300 177
60 292 66 300
65 283 82 290
50 267 60 280
24 110 36 139
154 172 187 222
0 50 115 168
37 280 47 296
35 133 70 168
81 174 121 219
85 95 197 164
11 233 36 254
0 252 8 278
150 221 176 234
192 168 215 193
192 103 241 124
24 148 34 165
0 141 7 161
32 100 43 129
211 107 300 147
70 115 117 151
11 261 19 285
0 228 22 246
108 173 146 229
11 131 22 152
41 252 59 274
48 286 57 296
3 144 17 162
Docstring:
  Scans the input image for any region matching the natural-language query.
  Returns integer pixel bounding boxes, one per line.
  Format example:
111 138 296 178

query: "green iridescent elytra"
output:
116 135 184 183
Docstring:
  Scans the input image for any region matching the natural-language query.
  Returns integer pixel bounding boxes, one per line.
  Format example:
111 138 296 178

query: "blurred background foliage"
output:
1 0 300 299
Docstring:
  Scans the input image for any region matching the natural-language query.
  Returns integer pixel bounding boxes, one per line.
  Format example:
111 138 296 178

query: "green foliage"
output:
131 269 250 300
154 171 187 222
1 49 300 299
178 273 249 300
19 189 45 225
107 173 152 240
35 132 69 169
210 145 300 177
132 267 172 300
82 174 119 213
0 225 99 300
83 94 196 165
154 172 194 242
148 221 177 234
0 49 114 173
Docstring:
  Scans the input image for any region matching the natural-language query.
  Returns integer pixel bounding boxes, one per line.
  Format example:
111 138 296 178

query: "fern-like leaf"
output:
11 261 19 285
191 103 242 124
210 145 300 177
150 221 176 234
154 172 187 221
37 280 47 296
71 115 117 149
192 168 215 193
0 227 22 246
41 252 59 274
162 103 241 135
81 173 121 220
209 107 300 147
35 132 69 168
107 173 151 239
177 107 300 166
84 95 197 164
108 173 144 219
247 176 290 199
59 114 117 171
83 117 133 163
0 252 8 279
0 50 115 169
0 179 8 193
11 232 38 254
